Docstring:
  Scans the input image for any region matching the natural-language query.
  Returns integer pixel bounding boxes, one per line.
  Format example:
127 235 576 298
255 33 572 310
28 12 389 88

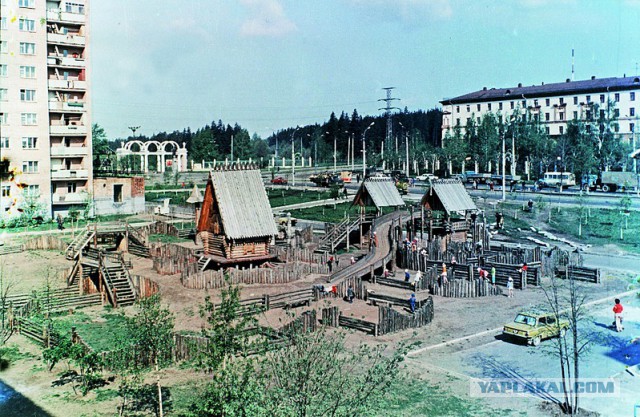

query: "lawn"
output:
50 310 128 353
266 187 335 208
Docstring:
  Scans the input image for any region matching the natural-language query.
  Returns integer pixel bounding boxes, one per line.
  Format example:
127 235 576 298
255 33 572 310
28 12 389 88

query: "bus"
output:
537 172 576 188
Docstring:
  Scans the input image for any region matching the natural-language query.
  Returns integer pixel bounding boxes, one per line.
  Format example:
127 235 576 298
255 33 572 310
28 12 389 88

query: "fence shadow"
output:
0 380 55 417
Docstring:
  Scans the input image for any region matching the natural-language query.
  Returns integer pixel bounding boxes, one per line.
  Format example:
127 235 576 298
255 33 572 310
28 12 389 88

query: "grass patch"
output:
52 311 128 352
266 187 335 208
148 234 191 244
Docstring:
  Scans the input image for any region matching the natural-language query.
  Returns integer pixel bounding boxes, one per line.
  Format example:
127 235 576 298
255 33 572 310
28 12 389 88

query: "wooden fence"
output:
150 242 198 275
482 262 541 289
22 235 68 251
181 261 327 289
554 266 601 284
130 275 160 298
378 296 434 335
428 278 503 298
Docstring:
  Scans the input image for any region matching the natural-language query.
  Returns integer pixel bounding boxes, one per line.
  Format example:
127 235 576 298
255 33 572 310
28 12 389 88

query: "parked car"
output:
416 173 439 182
271 176 288 185
503 311 569 346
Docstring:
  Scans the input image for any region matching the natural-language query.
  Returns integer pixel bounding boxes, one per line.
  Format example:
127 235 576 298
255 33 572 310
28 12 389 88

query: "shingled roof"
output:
207 169 278 239
421 179 476 215
352 177 405 208
441 75 640 105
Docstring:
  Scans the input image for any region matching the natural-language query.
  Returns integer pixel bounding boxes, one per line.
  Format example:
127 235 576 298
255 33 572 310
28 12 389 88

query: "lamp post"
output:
557 156 563 192
362 122 375 179
291 127 299 186
501 132 506 201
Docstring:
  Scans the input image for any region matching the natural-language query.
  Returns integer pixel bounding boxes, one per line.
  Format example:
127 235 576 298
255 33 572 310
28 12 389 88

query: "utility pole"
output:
291 127 299 186
378 87 400 170
362 122 375 180
230 135 234 163
128 126 140 137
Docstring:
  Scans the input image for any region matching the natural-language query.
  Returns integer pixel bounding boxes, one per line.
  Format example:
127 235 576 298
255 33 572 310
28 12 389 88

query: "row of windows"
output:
453 115 636 134
0 41 36 55
455 92 637 114
0 113 38 125
0 136 38 149
0 17 36 32
0 89 37 101
1 185 40 199
0 65 37 78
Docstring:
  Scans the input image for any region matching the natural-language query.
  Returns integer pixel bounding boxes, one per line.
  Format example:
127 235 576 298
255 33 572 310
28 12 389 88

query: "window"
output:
22 161 38 173
599 109 605 119
533 114 539 122
466 105 470 112
476 117 480 124
0 17 7 30
0 137 8 148
0 89 6 101
545 99 550 106
65 2 85 14
21 137 37 149
559 97 564 105
466 117 470 124
0 41 7 54
18 0 35 7
559 112 564 121
631 123 635 132
510 101 514 109
455 118 460 126
559 126 564 135
487 103 492 111
19 66 35 78
586 110 592 120
521 100 526 108
19 42 35 55
1 186 9 198
545 127 550 134
67 182 77 193
586 95 591 103
573 96 578 105
614 109 620 117
600 94 605 104
573 111 578 119
499 102 503 110
476 104 481 111
0 64 6 77
614 123 619 133
21 113 37 125
631 92 636 101
19 18 35 32
113 184 123 203
20 89 35 102
631 108 636 117
25 184 39 196
545 113 550 121
614 93 620 102
0 113 7 125
456 106 459 113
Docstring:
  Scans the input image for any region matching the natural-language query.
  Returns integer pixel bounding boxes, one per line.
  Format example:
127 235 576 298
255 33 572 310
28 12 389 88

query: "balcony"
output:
49 100 86 112
50 124 87 135
52 193 86 204
48 79 86 90
47 56 85 68
47 10 86 24
50 146 88 157
51 169 89 180
48 32 86 47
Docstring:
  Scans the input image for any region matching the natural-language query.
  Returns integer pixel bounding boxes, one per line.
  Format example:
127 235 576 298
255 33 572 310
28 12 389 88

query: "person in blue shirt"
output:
404 269 410 282
409 293 416 313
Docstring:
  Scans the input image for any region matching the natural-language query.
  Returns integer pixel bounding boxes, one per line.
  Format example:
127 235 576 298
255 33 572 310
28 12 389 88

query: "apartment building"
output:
441 75 640 143
0 0 91 219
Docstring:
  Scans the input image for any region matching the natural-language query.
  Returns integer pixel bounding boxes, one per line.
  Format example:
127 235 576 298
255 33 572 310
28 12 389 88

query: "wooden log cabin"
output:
196 168 278 266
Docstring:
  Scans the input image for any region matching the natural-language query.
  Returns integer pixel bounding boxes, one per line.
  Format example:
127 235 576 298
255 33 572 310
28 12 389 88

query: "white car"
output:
416 174 438 182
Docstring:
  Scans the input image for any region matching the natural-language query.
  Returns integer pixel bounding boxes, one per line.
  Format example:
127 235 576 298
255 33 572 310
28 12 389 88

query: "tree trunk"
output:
156 360 164 417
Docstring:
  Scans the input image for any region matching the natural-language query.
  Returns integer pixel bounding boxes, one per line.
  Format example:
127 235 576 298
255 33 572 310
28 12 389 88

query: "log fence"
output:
428 278 503 297
377 296 434 335
554 266 601 284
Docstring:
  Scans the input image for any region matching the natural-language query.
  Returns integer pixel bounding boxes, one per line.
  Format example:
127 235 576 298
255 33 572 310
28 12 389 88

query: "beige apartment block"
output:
0 0 92 219
441 75 640 144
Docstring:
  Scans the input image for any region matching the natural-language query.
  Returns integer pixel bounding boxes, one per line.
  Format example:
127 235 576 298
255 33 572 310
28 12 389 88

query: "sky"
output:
90 0 640 140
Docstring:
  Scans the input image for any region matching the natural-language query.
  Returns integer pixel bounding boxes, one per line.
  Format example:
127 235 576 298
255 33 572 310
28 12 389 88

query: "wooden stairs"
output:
317 217 361 252
65 229 96 260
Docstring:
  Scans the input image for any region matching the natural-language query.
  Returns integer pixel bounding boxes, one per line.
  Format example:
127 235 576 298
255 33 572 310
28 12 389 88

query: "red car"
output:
271 176 288 185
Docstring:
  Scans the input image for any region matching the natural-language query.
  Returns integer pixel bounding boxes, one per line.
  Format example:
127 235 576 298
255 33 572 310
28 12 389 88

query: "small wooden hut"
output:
351 177 405 245
419 179 478 242
196 168 278 264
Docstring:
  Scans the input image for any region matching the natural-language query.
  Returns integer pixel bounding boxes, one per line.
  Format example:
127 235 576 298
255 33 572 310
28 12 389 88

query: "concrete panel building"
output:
0 0 92 219
441 75 640 143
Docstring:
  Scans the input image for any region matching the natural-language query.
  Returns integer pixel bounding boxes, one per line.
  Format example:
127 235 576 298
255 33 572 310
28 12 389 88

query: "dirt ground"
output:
0 207 637 417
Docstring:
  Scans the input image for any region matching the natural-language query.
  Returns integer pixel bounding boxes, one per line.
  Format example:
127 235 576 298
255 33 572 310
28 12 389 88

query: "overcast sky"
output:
90 0 640 140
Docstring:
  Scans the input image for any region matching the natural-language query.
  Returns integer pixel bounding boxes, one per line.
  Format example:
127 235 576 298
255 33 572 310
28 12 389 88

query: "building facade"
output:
0 0 91 219
441 75 640 143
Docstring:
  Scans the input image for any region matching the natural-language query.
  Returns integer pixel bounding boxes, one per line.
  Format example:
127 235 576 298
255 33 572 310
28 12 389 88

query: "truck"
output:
581 171 638 192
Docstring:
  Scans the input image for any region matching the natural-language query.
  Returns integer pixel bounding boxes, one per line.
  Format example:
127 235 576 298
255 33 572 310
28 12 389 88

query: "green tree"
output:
474 113 500 173
440 125 468 176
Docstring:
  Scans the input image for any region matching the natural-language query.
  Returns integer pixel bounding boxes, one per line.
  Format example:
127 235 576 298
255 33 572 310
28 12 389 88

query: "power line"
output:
378 87 400 168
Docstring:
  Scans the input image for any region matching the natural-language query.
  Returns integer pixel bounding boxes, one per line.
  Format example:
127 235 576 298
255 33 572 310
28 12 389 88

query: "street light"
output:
291 126 300 186
501 132 506 201
362 122 375 179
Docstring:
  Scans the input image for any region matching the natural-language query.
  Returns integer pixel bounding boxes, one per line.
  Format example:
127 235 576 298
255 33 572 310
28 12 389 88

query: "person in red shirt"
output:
613 299 624 332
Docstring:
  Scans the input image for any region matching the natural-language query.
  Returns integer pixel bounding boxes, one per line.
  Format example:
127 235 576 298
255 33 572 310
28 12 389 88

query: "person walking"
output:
491 266 496 287
350 256 356 265
404 269 411 282
327 255 334 273
519 262 528 283
346 285 355 304
412 270 422 291
613 299 624 332
409 293 417 314
507 277 514 298
441 263 448 285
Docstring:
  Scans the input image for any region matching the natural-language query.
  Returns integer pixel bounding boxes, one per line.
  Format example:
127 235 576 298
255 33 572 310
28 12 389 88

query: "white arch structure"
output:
116 140 188 173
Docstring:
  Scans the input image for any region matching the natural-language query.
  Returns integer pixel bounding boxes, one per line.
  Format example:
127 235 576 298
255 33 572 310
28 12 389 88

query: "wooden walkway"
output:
328 210 406 284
